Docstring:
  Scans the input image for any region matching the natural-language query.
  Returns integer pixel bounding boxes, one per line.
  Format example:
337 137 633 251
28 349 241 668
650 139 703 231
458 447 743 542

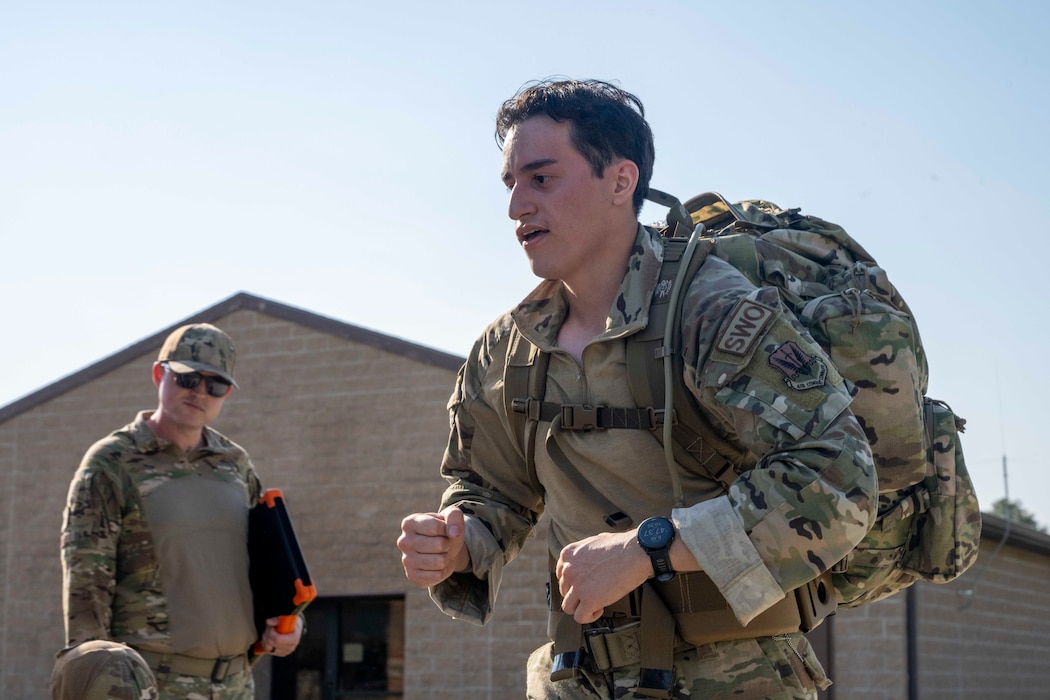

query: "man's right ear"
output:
610 159 639 208
152 362 165 387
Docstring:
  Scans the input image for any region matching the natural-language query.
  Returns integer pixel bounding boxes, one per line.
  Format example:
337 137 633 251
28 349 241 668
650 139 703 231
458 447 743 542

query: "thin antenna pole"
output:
958 362 1011 610
1002 454 1010 520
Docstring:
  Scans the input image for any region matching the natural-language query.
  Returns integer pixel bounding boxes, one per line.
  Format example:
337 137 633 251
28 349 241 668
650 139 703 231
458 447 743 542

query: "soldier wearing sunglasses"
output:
60 323 303 699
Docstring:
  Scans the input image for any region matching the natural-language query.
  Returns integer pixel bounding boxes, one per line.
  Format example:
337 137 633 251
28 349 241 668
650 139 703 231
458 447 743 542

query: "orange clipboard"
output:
247 488 317 662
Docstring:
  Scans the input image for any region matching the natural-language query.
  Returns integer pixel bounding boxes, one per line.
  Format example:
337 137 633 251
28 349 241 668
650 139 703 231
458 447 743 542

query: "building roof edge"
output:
0 292 464 423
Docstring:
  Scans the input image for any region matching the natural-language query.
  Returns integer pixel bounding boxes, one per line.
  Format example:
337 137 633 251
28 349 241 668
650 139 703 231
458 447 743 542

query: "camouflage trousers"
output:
154 667 254 700
526 632 828 699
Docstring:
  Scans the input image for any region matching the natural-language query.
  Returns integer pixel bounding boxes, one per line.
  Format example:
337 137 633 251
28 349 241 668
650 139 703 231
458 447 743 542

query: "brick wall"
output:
915 523 1050 699
0 359 157 698
0 299 550 699
826 595 909 699
824 516 1050 699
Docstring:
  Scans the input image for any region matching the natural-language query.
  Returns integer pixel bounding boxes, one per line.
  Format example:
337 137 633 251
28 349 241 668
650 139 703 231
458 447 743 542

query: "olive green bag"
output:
677 193 982 607
506 191 982 612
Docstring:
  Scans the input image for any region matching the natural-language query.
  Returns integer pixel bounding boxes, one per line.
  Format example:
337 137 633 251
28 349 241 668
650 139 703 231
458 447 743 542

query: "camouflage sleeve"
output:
429 330 543 626
60 456 123 646
674 284 876 625
243 455 262 504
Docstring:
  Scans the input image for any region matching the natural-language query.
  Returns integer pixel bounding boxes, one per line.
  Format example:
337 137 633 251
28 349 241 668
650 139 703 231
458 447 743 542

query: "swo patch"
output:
715 298 776 357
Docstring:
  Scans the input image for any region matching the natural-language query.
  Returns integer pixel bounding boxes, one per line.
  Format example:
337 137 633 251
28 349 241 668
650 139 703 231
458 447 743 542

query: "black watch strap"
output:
637 516 676 583
647 548 675 583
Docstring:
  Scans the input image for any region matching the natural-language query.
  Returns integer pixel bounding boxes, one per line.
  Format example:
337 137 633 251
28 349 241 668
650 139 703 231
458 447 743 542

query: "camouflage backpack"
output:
505 190 982 609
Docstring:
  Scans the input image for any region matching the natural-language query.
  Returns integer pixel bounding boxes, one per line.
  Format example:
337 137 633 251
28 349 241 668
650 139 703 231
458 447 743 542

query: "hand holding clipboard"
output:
247 489 317 663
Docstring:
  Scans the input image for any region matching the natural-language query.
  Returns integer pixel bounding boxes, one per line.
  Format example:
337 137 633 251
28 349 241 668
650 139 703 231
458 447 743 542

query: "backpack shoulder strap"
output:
504 326 549 495
626 212 750 502
504 330 639 527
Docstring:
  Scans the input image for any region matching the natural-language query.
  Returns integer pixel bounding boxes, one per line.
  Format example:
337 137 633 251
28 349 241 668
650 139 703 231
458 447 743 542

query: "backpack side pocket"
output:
900 398 982 581
800 288 926 491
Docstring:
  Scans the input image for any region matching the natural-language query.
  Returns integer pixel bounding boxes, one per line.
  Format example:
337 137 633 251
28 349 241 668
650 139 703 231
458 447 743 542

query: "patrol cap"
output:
51 640 158 700
157 323 238 388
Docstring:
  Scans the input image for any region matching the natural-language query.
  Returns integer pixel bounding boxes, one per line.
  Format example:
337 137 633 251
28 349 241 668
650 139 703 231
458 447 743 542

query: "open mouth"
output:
522 229 548 244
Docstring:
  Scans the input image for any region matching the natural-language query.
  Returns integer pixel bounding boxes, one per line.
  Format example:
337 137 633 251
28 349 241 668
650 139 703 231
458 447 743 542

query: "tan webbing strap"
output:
549 609 584 682
547 554 584 681
625 228 748 496
505 328 548 495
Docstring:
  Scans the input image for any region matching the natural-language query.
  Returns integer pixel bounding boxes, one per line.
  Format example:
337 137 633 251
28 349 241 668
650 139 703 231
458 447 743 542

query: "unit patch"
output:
769 341 828 390
654 277 675 300
715 299 776 356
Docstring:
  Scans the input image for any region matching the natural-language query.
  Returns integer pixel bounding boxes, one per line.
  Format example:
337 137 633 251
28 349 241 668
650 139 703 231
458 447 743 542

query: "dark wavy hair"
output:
495 78 655 216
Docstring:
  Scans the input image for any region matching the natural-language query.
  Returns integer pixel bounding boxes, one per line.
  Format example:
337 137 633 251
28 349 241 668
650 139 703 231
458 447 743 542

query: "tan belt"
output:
650 570 834 645
136 649 250 683
586 622 688 672
548 569 836 697
551 571 831 647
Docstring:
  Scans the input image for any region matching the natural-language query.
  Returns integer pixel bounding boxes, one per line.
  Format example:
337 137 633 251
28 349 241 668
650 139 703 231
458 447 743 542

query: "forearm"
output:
428 514 505 625
61 542 115 645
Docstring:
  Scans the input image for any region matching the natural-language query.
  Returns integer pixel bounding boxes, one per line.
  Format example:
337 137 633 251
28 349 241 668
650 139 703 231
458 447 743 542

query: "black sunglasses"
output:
164 365 233 397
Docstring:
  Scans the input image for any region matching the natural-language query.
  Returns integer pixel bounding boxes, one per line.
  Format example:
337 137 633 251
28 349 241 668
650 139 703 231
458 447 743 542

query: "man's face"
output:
501 116 625 285
154 364 230 433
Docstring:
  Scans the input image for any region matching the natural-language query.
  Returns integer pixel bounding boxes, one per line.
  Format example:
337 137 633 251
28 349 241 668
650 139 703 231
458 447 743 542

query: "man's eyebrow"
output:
502 158 558 185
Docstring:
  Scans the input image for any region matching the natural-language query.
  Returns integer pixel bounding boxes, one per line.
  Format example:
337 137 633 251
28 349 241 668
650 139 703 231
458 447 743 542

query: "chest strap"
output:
512 399 660 431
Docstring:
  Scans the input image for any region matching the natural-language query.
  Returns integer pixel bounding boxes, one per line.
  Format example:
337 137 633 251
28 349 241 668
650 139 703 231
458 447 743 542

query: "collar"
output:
510 224 666 352
130 410 226 456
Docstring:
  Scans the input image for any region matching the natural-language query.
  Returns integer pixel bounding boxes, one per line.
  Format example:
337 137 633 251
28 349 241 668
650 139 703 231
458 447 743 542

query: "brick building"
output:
1 292 1047 698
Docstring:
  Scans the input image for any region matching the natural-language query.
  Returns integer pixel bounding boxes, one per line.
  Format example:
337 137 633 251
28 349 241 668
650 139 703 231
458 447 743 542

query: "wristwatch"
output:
637 516 676 582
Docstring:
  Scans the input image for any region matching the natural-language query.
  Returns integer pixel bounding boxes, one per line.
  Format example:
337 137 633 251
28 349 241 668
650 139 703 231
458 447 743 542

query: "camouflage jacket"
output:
61 411 261 658
432 224 876 626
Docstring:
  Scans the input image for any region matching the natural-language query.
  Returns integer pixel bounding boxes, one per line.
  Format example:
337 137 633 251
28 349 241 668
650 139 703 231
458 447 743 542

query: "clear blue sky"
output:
3 1 1048 527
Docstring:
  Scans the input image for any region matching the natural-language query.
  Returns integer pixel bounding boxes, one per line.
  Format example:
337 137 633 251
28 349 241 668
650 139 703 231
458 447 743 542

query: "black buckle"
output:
651 408 675 429
512 397 543 421
637 668 674 698
211 657 233 683
550 649 583 681
561 404 599 430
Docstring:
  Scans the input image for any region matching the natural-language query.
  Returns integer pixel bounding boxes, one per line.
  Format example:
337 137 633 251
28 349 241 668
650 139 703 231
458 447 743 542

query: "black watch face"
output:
638 517 673 549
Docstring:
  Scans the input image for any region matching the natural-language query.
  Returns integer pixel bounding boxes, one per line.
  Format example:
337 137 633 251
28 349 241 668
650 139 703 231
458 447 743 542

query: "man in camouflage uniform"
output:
398 79 877 699
51 640 158 700
61 323 303 699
